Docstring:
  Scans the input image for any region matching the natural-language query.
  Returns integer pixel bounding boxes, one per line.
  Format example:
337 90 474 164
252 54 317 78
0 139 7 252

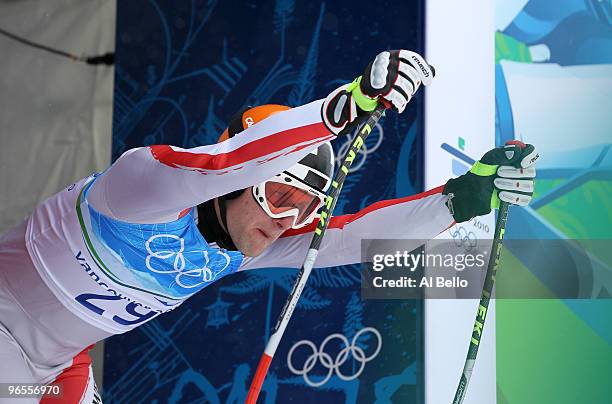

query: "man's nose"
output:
274 216 294 230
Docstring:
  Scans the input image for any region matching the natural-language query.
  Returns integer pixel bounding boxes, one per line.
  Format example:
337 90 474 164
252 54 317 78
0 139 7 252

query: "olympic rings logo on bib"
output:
145 234 230 289
287 327 382 387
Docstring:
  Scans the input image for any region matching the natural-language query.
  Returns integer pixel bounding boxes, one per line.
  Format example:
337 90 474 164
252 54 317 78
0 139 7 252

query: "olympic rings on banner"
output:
335 122 384 173
448 225 477 252
287 327 382 387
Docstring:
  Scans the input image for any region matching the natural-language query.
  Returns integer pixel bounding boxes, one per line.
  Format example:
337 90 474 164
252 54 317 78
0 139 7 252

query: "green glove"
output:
442 141 539 223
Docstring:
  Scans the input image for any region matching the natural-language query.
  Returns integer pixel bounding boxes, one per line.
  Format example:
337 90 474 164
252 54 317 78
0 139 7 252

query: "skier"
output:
0 49 537 402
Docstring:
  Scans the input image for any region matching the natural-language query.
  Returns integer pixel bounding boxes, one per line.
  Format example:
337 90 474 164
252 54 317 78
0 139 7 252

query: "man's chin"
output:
233 228 281 257
236 240 268 257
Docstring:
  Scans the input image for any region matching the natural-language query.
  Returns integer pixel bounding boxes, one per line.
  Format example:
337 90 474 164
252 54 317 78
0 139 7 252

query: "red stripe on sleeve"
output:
149 122 332 171
281 185 446 238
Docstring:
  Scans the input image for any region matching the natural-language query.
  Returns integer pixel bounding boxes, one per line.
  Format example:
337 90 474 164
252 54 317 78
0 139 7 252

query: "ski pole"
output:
452 140 526 403
246 103 387 404
451 201 509 403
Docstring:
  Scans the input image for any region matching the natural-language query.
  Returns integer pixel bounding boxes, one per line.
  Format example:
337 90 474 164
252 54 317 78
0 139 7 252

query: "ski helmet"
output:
219 104 334 227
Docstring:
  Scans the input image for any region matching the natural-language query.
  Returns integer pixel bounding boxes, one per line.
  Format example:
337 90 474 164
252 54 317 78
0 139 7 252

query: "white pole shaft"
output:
263 248 319 356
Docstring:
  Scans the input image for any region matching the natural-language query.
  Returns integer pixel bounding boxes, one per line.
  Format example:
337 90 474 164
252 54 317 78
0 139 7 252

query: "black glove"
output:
443 141 539 223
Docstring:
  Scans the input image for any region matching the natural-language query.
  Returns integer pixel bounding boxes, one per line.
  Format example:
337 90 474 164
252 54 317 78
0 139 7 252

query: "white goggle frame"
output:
252 172 326 229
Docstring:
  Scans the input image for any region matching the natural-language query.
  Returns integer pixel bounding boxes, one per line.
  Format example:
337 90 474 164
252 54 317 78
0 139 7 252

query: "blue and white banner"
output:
104 1 427 403
424 1 496 403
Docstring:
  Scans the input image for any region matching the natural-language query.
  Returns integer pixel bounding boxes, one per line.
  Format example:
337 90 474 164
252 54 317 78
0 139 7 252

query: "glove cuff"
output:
351 76 379 112
442 172 494 223
469 161 498 177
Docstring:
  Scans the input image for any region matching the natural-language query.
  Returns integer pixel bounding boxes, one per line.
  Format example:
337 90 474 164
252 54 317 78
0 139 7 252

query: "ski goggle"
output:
252 172 327 229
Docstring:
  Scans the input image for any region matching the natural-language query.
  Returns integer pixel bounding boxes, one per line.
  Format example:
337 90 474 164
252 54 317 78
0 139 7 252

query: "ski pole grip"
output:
379 98 392 109
505 139 526 149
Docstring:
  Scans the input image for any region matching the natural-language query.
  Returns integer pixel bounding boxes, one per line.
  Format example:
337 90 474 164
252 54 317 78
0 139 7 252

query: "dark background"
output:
104 1 426 403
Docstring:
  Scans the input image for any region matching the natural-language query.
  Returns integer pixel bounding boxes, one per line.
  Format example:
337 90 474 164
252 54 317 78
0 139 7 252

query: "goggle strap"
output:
282 170 326 195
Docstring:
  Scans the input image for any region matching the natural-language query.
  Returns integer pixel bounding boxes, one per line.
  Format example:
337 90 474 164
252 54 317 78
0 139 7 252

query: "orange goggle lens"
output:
264 182 322 225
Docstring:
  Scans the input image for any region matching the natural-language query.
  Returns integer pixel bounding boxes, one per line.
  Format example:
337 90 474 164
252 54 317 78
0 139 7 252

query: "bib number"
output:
75 292 157 326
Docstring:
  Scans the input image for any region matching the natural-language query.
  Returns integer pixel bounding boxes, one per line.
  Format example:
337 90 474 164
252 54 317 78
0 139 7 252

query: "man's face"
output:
224 188 294 257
